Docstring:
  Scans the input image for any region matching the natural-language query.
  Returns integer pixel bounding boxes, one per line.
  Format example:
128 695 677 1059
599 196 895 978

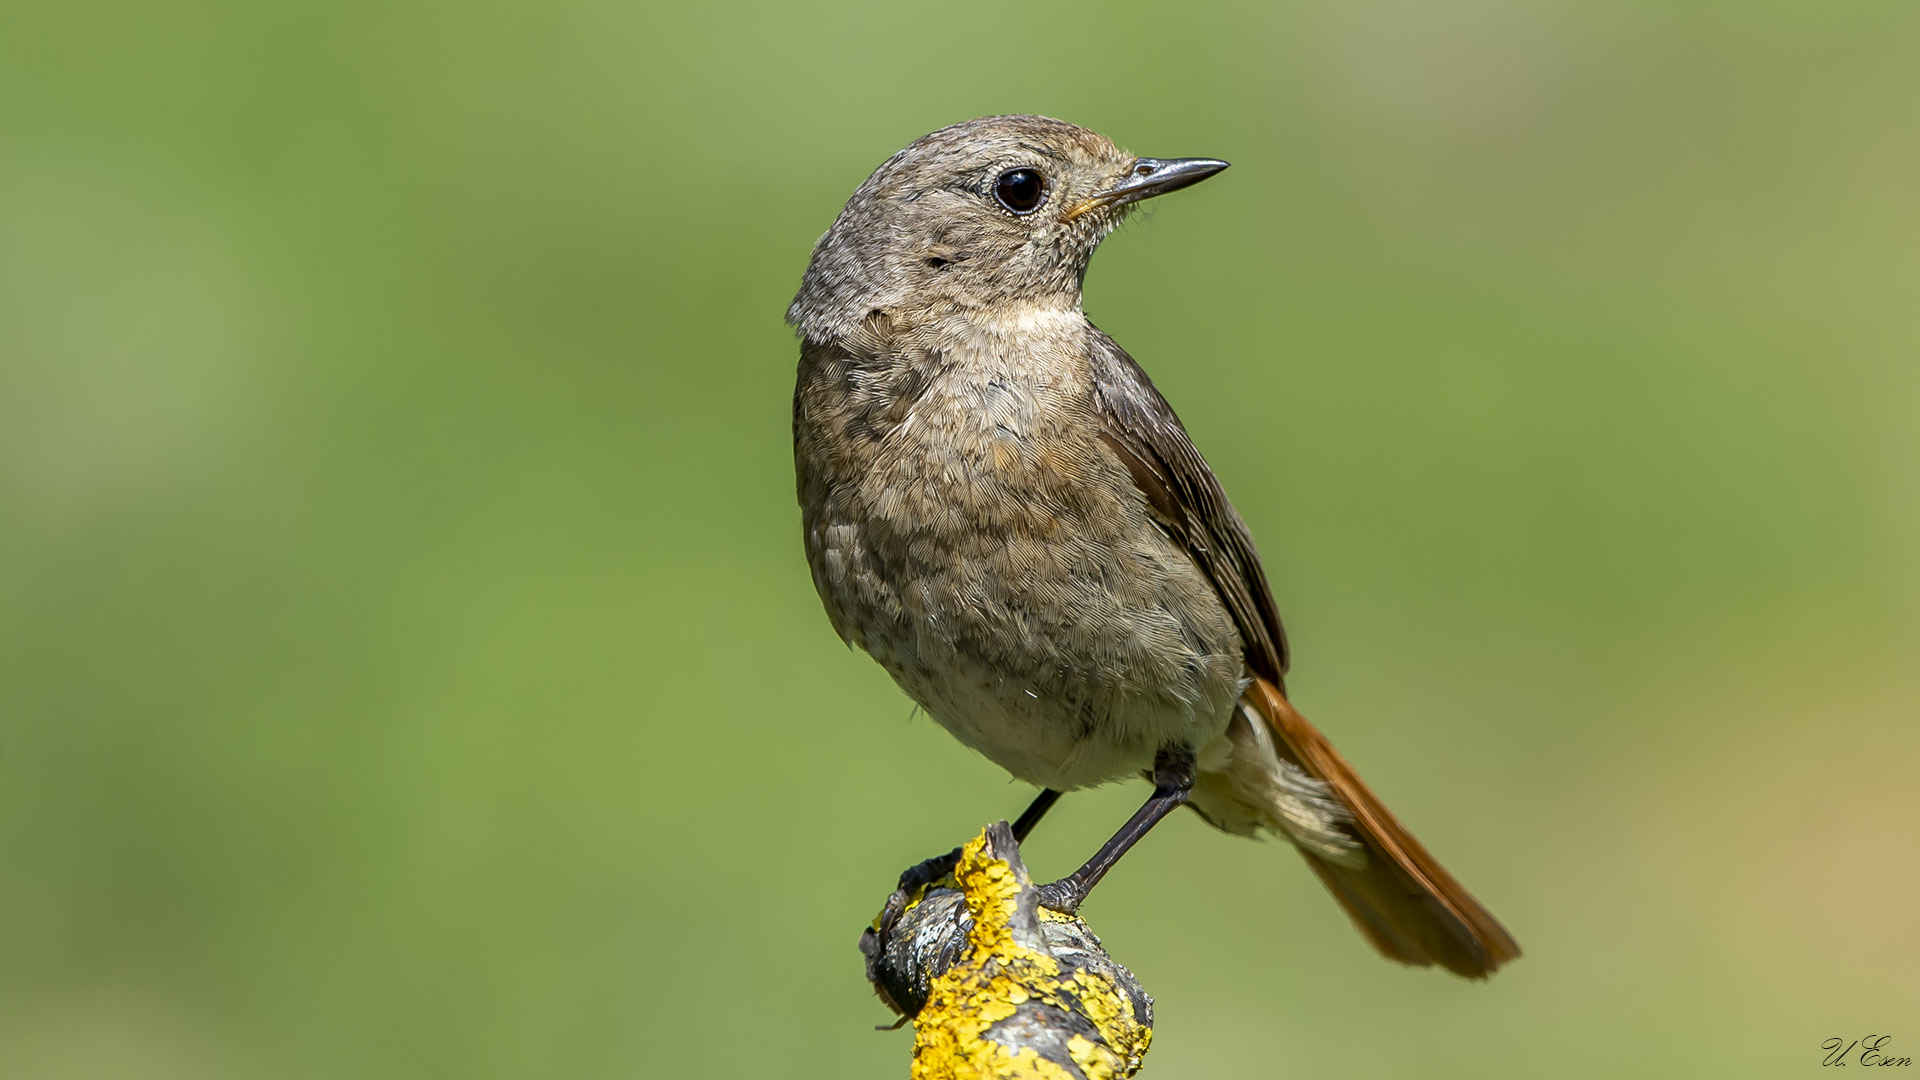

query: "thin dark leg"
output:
1010 788 1063 842
1034 748 1194 916
869 787 1068 961
890 787 1062 899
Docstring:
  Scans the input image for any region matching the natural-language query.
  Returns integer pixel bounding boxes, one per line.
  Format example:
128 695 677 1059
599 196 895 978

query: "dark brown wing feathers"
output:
1089 327 1520 978
1088 330 1289 684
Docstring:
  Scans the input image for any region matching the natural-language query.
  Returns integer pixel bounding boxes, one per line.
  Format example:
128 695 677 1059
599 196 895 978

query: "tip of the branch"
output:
860 823 1155 1079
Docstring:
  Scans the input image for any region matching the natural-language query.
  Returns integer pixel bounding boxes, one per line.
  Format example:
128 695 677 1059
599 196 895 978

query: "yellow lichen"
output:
908 830 1152 1080
1065 1034 1118 1080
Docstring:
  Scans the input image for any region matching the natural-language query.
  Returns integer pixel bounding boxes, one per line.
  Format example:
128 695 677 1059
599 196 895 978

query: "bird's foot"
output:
1031 877 1088 916
860 845 963 977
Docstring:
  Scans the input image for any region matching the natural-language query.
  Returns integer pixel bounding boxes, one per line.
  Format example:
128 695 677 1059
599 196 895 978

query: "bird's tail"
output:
1188 675 1521 978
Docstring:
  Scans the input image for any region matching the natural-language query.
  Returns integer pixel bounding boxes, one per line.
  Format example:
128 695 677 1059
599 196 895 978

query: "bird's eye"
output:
993 169 1045 214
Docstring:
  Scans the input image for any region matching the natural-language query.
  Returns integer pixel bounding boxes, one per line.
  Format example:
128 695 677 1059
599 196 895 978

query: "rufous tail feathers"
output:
1236 676 1521 978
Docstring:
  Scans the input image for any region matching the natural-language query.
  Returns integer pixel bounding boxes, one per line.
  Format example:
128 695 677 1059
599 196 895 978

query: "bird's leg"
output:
868 788 1064 957
1010 787 1064 843
1033 747 1195 916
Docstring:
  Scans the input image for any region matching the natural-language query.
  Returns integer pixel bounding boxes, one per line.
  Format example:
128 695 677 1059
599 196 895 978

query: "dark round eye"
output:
993 169 1045 214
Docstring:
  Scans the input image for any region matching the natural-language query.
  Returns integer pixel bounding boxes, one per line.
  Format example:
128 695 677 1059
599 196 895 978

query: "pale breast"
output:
794 310 1245 789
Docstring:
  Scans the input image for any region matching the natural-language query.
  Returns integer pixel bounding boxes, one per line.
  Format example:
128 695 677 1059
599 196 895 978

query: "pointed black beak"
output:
1064 157 1230 221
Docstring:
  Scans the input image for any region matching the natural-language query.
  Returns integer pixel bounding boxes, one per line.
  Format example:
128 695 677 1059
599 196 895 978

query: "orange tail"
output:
1241 676 1521 978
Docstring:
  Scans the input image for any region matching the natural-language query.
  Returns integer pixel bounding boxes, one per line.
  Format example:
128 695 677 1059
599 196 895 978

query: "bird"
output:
788 115 1519 979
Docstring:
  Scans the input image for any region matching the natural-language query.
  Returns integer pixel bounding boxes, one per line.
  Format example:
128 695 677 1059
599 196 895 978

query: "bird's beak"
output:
1062 157 1230 222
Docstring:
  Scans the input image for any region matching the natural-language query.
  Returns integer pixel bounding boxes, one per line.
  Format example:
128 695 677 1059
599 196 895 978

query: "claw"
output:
864 845 965 1003
1032 878 1084 916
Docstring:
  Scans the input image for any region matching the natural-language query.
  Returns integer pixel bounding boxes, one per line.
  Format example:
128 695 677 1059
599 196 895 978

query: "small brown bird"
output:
790 115 1519 978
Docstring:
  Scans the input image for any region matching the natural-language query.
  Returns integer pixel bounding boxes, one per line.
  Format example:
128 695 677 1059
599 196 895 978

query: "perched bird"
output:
789 115 1519 978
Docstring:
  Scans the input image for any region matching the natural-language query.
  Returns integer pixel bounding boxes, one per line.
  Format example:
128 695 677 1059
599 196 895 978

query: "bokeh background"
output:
4 0 1917 1076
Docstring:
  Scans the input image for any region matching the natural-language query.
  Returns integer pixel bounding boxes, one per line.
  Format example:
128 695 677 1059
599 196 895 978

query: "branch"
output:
860 822 1155 1079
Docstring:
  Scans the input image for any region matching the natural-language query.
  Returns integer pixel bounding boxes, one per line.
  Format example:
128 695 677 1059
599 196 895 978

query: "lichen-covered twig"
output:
860 822 1154 1079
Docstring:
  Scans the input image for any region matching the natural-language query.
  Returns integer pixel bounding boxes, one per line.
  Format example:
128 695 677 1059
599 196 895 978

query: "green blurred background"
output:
3 0 1916 1076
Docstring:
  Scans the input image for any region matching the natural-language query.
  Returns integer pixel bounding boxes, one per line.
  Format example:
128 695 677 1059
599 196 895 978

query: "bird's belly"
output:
804 379 1246 790
869 631 1239 791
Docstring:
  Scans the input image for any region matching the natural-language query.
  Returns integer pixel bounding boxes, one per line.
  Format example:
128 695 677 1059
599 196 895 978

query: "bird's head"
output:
788 115 1227 341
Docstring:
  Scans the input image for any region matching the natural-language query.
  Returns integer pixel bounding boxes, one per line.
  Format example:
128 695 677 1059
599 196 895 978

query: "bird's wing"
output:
1086 326 1289 685
1088 325 1521 977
